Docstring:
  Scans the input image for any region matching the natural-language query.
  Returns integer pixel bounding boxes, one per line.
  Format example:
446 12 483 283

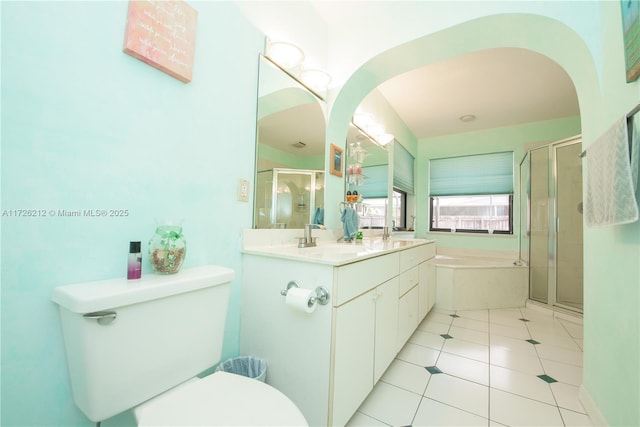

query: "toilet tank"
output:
51 265 234 422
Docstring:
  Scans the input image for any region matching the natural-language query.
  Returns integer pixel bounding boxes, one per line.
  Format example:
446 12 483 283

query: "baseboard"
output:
579 385 608 426
525 299 583 325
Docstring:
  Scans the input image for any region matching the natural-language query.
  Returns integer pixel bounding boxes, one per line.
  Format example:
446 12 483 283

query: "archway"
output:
324 13 601 230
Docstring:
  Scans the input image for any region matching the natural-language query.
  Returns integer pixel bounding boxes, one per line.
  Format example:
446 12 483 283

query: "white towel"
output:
585 116 639 227
632 114 640 194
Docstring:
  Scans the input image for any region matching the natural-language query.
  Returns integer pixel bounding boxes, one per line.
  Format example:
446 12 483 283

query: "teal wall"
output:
417 116 581 253
2 2 639 427
1 2 263 425
581 3 640 425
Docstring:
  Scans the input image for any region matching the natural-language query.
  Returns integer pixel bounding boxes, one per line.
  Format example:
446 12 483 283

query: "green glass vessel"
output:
148 221 186 274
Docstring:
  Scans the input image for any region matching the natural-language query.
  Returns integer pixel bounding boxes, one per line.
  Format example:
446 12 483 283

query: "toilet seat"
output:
135 371 308 426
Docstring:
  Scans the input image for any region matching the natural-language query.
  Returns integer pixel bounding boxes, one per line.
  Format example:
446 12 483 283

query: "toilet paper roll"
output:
285 287 317 313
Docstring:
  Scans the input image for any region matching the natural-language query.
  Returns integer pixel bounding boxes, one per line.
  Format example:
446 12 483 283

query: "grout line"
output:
487 309 492 424
366 309 587 427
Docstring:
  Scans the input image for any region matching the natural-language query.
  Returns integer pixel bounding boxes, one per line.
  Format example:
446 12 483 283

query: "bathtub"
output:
435 254 529 311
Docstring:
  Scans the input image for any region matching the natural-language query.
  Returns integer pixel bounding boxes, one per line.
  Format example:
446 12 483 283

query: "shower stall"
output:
519 136 584 312
254 168 324 229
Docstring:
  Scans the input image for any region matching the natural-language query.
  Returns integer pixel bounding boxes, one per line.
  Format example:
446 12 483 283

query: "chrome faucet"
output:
382 226 390 240
298 224 317 248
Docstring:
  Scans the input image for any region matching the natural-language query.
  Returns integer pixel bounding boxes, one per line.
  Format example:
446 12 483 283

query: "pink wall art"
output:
123 0 198 83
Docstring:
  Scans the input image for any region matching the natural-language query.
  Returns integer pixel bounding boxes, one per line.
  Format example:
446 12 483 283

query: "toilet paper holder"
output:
280 281 330 305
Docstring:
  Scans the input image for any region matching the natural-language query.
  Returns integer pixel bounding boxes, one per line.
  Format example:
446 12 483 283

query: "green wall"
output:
416 116 581 254
580 3 640 425
2 2 639 426
1 2 263 425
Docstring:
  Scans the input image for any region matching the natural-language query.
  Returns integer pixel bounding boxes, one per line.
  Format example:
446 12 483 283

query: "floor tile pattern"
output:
346 307 591 427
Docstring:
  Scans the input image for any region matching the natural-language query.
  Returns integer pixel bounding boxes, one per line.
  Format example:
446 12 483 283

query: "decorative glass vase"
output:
148 220 186 274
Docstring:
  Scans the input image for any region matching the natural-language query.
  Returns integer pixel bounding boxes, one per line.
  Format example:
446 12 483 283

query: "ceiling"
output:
258 48 580 158
371 47 580 140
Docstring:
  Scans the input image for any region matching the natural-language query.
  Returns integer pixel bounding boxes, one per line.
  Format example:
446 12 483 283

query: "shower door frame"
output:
521 135 583 313
551 137 584 312
269 168 320 229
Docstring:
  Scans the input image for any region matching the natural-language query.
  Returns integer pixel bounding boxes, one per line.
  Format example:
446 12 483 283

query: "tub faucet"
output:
298 224 317 248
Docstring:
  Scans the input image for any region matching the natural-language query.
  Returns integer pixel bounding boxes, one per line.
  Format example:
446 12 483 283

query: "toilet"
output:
51 265 307 426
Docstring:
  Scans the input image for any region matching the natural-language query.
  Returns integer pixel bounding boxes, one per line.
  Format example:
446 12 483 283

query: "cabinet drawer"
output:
334 253 400 306
399 243 436 271
399 266 420 297
400 245 431 271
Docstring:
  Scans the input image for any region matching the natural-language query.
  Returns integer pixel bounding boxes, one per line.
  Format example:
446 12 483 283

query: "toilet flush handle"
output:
83 311 117 325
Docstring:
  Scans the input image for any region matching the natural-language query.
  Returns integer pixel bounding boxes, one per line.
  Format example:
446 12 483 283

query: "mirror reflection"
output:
344 124 389 229
254 55 326 229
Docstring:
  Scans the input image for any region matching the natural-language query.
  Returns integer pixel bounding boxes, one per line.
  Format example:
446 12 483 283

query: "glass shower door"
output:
554 142 584 310
522 137 583 313
529 147 550 304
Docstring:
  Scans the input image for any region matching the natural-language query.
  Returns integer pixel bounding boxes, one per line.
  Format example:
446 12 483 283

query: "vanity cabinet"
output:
331 276 399 425
241 240 436 427
398 244 436 350
420 258 437 317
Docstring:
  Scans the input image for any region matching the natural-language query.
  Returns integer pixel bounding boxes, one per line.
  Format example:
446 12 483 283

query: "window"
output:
359 189 407 229
430 195 513 234
429 152 514 234
391 189 407 229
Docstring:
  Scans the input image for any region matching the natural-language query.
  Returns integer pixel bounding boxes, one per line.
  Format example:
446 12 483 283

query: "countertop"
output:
243 238 434 266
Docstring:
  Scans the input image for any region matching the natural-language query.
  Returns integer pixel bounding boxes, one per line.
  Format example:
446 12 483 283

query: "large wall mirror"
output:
344 124 390 228
254 55 326 229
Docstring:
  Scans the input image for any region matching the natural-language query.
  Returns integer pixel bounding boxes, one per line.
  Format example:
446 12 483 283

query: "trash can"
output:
215 356 267 382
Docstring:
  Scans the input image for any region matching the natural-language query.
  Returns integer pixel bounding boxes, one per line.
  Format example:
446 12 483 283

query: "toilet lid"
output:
135 371 308 426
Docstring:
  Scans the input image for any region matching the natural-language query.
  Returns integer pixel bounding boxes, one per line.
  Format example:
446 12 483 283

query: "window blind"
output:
430 151 514 196
359 165 388 198
394 142 415 194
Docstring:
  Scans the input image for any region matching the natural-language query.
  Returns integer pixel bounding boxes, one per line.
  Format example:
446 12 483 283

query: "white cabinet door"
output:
419 258 437 317
418 261 429 319
374 277 399 383
331 288 375 426
397 286 420 350
426 259 437 312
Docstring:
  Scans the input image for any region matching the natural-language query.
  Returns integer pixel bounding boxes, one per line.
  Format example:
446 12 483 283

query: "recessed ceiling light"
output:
459 114 477 122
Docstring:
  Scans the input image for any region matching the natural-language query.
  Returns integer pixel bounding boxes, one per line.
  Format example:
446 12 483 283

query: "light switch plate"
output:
237 179 250 202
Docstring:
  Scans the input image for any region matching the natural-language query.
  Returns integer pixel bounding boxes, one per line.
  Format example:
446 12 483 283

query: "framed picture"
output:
621 0 640 82
123 0 198 83
330 144 344 177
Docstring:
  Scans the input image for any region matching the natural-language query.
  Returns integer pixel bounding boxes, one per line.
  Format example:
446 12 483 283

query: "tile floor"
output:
346 306 591 427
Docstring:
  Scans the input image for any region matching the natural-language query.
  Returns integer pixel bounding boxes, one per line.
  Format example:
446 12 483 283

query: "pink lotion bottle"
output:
127 241 142 280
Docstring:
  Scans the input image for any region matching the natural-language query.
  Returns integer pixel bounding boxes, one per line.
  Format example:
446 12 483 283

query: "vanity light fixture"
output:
351 116 394 149
366 123 385 137
353 112 375 128
265 37 332 100
376 133 395 146
266 41 305 70
300 69 332 95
